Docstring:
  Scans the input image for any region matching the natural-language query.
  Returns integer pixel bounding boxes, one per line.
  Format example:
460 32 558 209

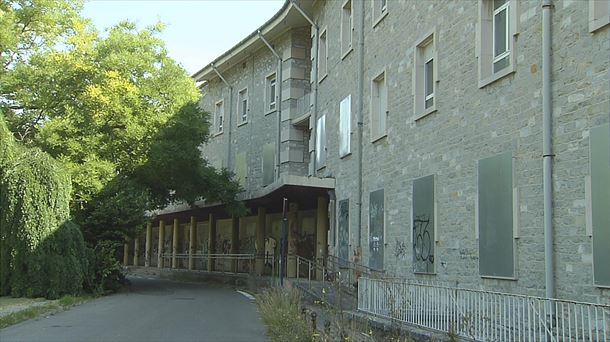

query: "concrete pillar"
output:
255 207 266 276
316 196 329 280
188 216 196 270
157 220 165 268
231 216 239 273
287 203 298 278
145 222 152 267
208 213 216 272
133 236 140 266
123 242 129 266
172 218 179 269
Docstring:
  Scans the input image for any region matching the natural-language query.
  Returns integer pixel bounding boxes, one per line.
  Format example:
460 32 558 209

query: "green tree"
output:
1 9 244 244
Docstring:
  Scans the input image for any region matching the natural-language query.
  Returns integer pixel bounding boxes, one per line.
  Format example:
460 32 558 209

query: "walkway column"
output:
207 213 216 272
157 220 165 268
188 216 196 270
316 196 328 280
255 207 266 276
145 222 152 267
231 216 239 273
123 241 129 266
133 236 140 266
172 218 179 269
287 203 298 278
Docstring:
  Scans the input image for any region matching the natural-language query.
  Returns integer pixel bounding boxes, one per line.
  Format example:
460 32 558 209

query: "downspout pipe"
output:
258 30 283 181
290 0 319 175
356 0 365 250
211 63 234 171
542 0 555 300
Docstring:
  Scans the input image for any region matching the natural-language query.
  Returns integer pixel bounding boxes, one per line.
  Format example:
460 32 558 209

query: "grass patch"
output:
257 288 312 342
0 295 93 329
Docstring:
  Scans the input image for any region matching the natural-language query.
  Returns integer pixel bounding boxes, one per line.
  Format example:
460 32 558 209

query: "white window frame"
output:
339 94 352 158
265 73 277 114
318 28 328 82
477 0 518 88
413 30 438 120
238 87 248 126
370 69 388 142
214 99 224 135
372 0 388 28
315 114 326 169
341 0 354 59
589 0 610 32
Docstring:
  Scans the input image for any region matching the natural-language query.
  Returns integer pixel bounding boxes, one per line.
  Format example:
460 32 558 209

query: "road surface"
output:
0 277 268 342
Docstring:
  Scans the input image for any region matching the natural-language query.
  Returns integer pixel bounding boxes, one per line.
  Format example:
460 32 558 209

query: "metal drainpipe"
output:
356 0 365 249
542 0 555 300
258 30 283 181
211 63 234 170
290 0 319 175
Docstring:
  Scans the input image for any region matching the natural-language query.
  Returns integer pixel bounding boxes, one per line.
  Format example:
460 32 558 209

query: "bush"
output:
84 240 124 295
257 288 312 342
0 114 87 298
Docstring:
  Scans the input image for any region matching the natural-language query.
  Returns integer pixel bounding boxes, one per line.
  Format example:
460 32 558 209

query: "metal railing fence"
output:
161 253 255 274
358 277 610 342
326 255 384 294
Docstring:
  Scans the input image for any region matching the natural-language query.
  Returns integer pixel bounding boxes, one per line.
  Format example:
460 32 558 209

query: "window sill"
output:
370 133 387 144
589 17 610 33
318 73 328 84
415 106 437 122
414 271 437 276
237 120 248 127
372 10 388 29
213 131 224 137
341 47 353 60
480 275 517 281
265 108 277 116
594 283 610 289
478 64 516 88
340 152 352 159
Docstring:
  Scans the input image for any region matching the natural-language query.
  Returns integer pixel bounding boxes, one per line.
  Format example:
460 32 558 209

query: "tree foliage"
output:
1 1 245 246
0 115 87 298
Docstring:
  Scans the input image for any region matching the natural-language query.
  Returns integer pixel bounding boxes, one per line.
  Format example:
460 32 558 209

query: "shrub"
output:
257 288 312 342
0 114 87 298
84 240 124 295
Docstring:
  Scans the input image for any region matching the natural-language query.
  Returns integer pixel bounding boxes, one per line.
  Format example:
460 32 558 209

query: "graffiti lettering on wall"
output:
393 239 408 261
413 214 434 273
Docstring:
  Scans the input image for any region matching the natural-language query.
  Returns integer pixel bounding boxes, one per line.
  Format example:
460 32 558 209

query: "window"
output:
339 95 351 157
337 199 350 266
589 124 610 286
590 0 610 32
369 189 384 270
372 0 388 27
370 70 387 141
266 73 276 112
412 175 436 274
341 0 353 57
477 0 517 87
238 88 248 124
414 32 437 119
318 29 328 81
477 152 516 278
315 114 326 168
235 152 247 186
214 100 224 134
262 143 275 186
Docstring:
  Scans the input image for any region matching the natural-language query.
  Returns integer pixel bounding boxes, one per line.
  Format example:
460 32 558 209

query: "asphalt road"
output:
0 277 268 342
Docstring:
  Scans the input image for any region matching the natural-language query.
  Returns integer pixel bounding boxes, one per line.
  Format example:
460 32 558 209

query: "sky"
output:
82 0 284 75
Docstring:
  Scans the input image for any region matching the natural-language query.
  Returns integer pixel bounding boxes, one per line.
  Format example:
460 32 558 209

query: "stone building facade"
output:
141 0 609 305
